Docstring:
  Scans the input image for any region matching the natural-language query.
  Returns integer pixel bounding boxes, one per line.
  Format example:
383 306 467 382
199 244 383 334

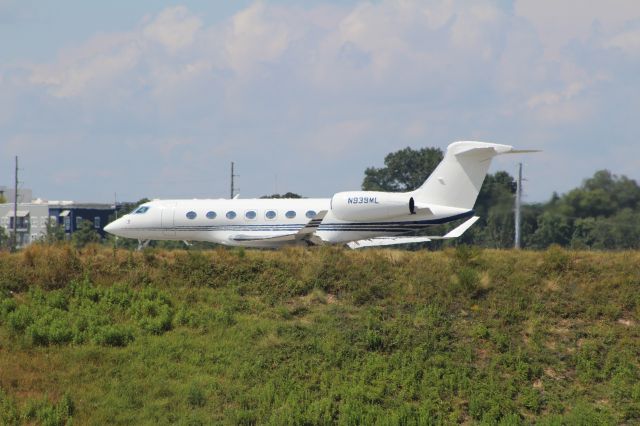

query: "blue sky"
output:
1 0 639 203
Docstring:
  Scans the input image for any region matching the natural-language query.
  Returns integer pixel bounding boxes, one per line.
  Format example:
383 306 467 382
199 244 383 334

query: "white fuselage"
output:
105 198 473 248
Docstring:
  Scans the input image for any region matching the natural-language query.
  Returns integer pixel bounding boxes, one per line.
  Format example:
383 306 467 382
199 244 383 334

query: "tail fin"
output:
411 141 530 210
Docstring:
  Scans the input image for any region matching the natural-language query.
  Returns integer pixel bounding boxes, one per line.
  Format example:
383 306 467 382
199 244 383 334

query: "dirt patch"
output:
617 318 634 327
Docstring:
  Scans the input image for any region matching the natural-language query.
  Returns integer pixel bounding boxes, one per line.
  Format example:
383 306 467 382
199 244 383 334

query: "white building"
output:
0 202 50 247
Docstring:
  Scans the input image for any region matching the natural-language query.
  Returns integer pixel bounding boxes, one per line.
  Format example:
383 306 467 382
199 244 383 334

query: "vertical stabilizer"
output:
411 141 515 210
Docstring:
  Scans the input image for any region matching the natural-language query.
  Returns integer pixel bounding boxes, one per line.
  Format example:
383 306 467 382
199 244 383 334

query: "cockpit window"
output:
186 211 197 220
305 210 317 219
134 206 150 214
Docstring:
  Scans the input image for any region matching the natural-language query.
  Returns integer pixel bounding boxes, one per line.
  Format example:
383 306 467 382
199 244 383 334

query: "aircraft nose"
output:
104 218 124 236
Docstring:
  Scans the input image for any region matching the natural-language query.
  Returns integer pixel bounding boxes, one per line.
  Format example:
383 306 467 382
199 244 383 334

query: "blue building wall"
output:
47 206 114 238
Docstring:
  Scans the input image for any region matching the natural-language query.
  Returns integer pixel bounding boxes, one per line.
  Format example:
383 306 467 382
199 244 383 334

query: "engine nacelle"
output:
331 191 415 222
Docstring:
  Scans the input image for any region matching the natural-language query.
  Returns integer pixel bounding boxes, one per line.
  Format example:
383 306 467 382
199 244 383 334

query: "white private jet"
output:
104 141 535 249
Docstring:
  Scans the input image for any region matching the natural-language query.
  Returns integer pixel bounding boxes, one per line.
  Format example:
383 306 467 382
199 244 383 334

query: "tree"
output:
362 147 444 192
42 217 65 244
528 211 572 248
0 226 7 249
260 192 303 199
72 220 101 248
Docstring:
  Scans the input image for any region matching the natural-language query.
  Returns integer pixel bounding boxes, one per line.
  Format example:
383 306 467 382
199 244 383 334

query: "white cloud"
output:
605 28 640 56
142 6 202 53
28 32 141 98
515 0 640 54
224 3 293 74
526 82 584 109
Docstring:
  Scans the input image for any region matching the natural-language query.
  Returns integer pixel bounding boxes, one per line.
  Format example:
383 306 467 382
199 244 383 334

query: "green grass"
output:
0 244 639 424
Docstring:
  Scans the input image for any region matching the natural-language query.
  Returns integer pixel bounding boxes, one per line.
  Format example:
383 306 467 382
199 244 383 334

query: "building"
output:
47 202 115 237
0 202 49 247
0 200 116 248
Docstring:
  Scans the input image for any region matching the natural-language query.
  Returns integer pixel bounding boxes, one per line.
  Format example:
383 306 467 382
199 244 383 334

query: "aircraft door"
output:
161 205 175 236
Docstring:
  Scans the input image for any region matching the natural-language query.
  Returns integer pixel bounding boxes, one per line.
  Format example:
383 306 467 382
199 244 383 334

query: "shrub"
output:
23 393 75 426
187 384 206 407
454 267 479 295
6 305 34 334
94 325 134 347
542 245 572 275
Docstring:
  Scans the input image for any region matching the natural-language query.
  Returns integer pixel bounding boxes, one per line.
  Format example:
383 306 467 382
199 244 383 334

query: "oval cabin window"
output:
226 211 237 219
285 210 296 219
206 211 216 219
186 211 197 220
265 210 276 219
245 211 257 220
305 210 317 219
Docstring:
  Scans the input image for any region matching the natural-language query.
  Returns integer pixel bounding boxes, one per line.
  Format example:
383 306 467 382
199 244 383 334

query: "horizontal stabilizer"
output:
347 236 432 249
505 149 542 154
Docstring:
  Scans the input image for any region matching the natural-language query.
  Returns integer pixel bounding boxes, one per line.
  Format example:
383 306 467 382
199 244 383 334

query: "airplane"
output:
104 141 536 249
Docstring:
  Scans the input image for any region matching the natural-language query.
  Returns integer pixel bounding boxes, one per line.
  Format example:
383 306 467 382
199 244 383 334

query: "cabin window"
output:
186 211 197 220
245 210 257 220
206 211 216 219
226 211 237 219
285 210 296 219
134 206 150 214
265 210 277 220
306 210 317 219
94 217 100 228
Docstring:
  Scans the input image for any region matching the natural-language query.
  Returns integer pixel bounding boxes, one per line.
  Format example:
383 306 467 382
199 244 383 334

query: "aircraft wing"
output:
228 211 327 244
347 216 480 249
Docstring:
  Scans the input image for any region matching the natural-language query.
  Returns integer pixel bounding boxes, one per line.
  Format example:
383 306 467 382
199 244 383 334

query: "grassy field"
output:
0 244 639 425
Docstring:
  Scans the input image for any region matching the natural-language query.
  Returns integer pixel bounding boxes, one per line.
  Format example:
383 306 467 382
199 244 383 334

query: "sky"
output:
1 0 639 203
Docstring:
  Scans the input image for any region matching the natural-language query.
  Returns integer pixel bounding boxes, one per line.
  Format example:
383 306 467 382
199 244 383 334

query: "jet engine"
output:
330 191 416 222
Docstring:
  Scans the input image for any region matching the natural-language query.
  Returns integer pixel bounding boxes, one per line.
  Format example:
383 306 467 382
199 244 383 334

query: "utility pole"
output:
114 192 118 249
230 162 239 199
514 162 522 249
11 156 18 252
